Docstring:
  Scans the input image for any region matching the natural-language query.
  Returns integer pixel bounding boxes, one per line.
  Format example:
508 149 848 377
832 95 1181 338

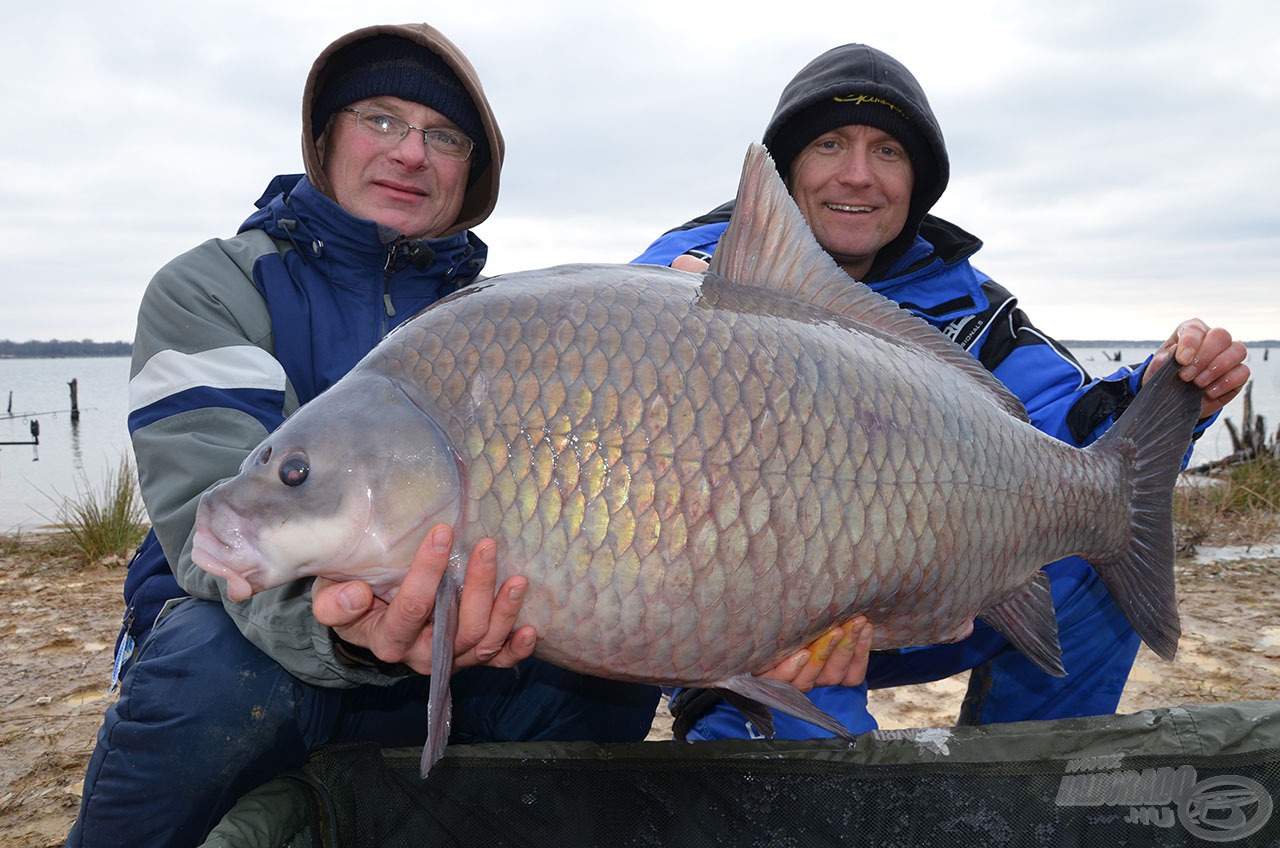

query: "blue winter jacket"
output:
123 174 486 685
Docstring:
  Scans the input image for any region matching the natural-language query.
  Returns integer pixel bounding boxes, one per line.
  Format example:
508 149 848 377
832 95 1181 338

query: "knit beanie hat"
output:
311 35 490 178
767 94 936 201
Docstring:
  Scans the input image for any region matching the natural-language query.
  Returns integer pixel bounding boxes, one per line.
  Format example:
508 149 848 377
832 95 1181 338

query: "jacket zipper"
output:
381 245 398 336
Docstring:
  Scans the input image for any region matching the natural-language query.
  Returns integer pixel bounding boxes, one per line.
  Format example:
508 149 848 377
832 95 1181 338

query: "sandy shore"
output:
3 532 1278 846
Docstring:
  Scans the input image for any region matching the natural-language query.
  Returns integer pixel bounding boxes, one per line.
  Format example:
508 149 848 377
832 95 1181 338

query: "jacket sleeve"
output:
630 219 730 267
128 233 403 688
975 288 1213 454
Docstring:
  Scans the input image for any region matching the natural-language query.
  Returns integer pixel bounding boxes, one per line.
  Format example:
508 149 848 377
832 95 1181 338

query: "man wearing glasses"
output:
68 24 657 847
69 24 869 847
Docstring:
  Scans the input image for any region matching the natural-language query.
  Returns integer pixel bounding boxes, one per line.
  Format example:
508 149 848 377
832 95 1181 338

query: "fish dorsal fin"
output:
709 143 1028 422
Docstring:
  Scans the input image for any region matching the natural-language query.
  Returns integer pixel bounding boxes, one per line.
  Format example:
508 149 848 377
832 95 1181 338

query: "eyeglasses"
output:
340 108 475 162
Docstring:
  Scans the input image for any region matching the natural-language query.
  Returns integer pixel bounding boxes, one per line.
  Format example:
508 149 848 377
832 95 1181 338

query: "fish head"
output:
191 374 462 601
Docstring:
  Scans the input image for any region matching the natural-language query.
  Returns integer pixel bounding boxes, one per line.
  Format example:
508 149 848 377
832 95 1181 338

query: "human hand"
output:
671 254 710 273
1145 318 1250 419
757 617 873 692
312 524 536 675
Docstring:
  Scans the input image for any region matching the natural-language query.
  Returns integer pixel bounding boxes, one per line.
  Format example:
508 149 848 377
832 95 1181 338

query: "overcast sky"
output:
3 0 1277 345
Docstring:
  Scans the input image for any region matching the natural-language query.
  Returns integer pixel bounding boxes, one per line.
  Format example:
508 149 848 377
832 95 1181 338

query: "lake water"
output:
0 357 134 533
1 345 1277 533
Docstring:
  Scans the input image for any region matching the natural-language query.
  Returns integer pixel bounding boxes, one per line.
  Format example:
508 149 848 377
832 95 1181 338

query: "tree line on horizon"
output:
0 339 131 358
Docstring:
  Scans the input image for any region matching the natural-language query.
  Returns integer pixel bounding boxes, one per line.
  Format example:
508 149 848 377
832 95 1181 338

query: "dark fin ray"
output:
710 143 1028 422
1086 359 1201 660
714 673 855 742
977 570 1065 677
719 689 776 738
420 567 462 778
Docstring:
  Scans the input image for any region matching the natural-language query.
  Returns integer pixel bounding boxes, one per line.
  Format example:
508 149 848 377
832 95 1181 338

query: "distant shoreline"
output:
0 341 131 358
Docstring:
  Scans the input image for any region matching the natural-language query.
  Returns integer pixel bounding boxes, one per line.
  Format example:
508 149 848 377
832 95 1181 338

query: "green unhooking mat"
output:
201 701 1280 847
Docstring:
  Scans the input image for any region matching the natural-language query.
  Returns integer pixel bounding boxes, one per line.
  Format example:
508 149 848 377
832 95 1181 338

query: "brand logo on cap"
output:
832 94 907 117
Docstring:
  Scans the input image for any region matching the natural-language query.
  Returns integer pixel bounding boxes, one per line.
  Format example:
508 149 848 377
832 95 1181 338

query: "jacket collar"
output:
238 174 487 292
868 215 989 322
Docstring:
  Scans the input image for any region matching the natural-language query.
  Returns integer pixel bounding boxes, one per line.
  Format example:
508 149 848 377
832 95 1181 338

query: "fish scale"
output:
192 144 1200 776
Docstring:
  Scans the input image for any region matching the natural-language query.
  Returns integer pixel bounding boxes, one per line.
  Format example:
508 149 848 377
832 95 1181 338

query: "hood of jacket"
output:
299 23 504 238
761 44 950 281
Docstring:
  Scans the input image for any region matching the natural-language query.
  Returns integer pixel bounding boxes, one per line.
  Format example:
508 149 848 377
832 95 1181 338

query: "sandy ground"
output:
3 532 1279 847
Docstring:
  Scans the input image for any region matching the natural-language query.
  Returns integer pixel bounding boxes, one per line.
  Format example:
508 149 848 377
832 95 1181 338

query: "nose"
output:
834 149 873 186
390 131 429 169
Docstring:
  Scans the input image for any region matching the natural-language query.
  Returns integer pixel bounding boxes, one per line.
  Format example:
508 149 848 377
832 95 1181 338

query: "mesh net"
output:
204 701 1280 848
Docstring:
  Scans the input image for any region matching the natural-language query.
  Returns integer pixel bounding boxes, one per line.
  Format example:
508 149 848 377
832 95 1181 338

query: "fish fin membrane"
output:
978 570 1065 677
421 568 462 778
1087 359 1200 661
711 143 1029 423
715 674 855 742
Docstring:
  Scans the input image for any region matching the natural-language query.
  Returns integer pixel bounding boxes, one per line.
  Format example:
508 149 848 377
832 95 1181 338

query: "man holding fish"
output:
72 22 868 847
634 43 1250 741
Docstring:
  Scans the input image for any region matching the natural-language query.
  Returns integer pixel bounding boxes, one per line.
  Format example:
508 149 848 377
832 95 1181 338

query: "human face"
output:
318 96 472 239
787 125 915 280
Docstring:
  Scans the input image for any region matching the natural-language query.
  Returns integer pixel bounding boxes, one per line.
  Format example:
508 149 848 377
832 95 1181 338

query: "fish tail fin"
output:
420 567 463 778
1088 359 1201 660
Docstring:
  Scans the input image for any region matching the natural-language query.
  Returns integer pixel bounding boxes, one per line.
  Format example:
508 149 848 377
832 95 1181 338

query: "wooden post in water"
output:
68 378 80 423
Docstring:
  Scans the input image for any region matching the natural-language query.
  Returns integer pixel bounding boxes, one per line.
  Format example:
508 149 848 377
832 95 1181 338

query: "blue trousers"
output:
680 557 1142 741
66 598 659 847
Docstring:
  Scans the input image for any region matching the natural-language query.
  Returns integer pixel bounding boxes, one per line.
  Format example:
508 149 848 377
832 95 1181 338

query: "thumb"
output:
312 578 374 627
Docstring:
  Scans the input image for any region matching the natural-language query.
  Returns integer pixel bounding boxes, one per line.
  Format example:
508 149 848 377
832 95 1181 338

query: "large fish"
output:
192 144 1200 777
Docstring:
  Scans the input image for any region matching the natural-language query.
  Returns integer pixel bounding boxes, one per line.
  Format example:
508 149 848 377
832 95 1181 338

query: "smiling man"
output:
65 24 663 847
635 43 1248 744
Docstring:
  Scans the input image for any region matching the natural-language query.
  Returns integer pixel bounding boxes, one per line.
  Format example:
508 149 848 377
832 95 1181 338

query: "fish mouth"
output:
190 527 261 602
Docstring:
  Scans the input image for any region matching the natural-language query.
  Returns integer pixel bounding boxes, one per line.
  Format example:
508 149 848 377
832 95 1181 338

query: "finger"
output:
374 525 452 661
810 618 871 688
1171 319 1209 367
839 618 874 687
1145 348 1172 385
759 648 811 685
1176 326 1228 379
671 255 710 273
1199 361 1251 417
1186 333 1241 386
465 575 529 665
793 625 846 692
312 577 374 628
454 538 499 652
465 623 538 670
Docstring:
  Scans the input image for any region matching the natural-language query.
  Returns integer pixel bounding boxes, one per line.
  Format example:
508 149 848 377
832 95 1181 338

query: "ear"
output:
315 126 329 168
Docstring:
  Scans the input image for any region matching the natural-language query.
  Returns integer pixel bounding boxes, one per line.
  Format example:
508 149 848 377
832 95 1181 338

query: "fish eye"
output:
278 454 310 487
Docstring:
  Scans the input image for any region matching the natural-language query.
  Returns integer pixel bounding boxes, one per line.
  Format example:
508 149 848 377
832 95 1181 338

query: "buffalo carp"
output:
192 144 1201 776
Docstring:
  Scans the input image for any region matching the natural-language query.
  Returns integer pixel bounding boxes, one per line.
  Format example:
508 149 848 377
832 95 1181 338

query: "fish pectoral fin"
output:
420 568 463 779
715 674 855 742
977 570 1066 677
